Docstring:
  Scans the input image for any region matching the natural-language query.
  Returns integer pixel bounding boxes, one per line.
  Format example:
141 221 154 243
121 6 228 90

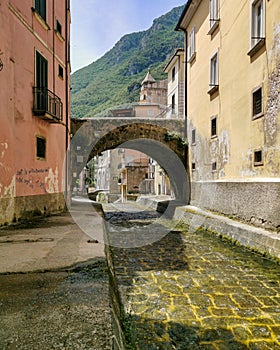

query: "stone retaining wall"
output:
191 181 280 231
0 192 66 226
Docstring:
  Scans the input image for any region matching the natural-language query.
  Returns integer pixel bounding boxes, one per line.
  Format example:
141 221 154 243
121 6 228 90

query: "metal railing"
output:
155 104 178 119
33 87 62 121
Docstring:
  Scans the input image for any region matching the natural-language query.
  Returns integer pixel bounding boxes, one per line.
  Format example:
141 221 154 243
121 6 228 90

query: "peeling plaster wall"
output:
0 1 69 225
185 0 280 230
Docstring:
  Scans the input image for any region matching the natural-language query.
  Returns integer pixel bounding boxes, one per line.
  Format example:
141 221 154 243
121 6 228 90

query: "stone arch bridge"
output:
70 118 189 203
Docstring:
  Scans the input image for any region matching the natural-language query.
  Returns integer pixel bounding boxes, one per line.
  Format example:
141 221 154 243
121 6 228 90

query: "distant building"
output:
135 68 168 118
139 68 167 104
176 0 280 229
0 0 71 225
164 48 185 119
93 69 173 200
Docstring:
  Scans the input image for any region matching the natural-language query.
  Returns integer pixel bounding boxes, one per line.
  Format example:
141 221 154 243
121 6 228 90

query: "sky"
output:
70 0 186 73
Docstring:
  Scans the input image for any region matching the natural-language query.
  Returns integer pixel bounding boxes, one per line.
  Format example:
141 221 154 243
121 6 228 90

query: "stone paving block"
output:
104 203 280 349
231 294 264 308
247 340 280 349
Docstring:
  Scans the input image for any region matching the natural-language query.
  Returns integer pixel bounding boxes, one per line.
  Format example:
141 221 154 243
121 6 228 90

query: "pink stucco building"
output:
0 0 71 225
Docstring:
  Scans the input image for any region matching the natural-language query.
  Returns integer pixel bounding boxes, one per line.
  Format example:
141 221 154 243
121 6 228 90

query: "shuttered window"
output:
35 0 46 21
252 87 263 118
211 116 217 137
36 136 46 159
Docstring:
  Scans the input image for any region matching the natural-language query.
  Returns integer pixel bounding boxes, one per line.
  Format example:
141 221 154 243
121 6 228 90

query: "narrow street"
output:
0 261 112 349
104 201 280 350
0 202 112 350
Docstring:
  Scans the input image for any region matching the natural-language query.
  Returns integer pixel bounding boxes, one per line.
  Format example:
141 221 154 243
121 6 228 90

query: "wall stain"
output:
45 167 59 193
264 64 280 146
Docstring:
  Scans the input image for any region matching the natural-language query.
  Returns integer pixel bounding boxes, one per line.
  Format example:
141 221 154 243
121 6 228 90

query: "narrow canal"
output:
103 202 280 350
0 201 280 349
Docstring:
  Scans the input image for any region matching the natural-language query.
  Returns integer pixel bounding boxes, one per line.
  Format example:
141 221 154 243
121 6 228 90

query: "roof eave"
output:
175 0 203 31
163 48 185 73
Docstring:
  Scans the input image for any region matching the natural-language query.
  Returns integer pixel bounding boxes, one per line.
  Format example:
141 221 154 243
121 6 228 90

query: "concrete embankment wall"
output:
191 181 280 231
104 240 130 350
136 196 280 260
173 205 280 261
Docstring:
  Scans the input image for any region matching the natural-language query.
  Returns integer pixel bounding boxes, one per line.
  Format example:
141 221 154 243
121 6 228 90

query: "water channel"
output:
103 202 280 350
0 201 280 349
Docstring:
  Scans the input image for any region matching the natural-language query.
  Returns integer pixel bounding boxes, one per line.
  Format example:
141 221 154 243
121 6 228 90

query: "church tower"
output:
139 69 167 106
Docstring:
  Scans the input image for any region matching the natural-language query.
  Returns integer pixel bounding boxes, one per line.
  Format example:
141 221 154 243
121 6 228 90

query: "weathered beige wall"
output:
134 104 163 118
179 0 280 229
186 0 280 180
165 50 185 119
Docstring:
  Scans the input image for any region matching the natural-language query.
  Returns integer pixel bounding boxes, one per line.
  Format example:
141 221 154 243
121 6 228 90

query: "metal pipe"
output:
64 0 70 205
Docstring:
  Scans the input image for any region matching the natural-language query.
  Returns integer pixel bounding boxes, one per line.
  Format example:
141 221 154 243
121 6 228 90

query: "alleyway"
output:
104 202 280 350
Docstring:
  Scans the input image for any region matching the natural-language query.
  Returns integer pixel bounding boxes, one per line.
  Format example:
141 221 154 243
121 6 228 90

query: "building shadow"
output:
118 316 249 349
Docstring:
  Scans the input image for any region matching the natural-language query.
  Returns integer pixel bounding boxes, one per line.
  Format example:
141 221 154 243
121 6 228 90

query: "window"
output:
192 162 196 171
34 51 62 121
34 51 48 111
36 136 46 159
251 0 265 48
36 51 48 88
172 67 176 82
189 27 196 61
58 64 64 79
212 162 217 172
210 0 219 28
56 20 62 35
171 94 175 111
254 150 263 166
252 86 263 119
191 128 196 145
210 52 218 86
211 116 217 137
34 0 46 21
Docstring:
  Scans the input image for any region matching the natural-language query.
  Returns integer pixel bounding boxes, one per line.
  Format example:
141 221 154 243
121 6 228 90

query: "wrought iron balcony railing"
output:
33 87 62 122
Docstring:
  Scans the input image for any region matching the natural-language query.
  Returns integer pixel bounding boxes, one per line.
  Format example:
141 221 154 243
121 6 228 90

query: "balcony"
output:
33 87 62 123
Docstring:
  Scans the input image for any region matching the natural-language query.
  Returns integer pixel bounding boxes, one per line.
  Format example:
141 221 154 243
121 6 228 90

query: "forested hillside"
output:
71 5 184 118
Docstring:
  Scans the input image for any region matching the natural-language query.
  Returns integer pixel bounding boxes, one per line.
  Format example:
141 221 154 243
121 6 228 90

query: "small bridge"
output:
70 117 190 203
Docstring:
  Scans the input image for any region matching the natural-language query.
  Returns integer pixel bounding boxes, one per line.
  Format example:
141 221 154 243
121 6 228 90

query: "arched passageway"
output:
69 118 190 203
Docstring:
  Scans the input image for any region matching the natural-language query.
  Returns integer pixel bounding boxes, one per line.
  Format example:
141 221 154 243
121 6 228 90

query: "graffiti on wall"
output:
16 167 50 192
16 167 59 194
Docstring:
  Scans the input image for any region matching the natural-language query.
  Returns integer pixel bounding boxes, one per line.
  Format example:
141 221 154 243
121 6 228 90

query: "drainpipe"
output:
182 28 188 140
64 0 70 205
179 27 191 204
52 0 55 93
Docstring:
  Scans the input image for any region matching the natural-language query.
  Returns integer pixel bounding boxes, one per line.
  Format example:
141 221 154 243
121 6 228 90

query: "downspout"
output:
174 52 181 119
182 29 188 140
180 27 191 204
65 0 70 206
52 0 55 93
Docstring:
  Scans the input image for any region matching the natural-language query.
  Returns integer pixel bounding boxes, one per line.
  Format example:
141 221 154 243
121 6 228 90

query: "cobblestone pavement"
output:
104 202 280 350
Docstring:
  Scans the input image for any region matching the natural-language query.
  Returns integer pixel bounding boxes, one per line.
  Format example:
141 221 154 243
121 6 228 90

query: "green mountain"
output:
71 5 184 119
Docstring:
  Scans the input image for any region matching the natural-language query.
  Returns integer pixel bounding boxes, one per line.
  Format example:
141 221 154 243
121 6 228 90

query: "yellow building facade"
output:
176 0 280 229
